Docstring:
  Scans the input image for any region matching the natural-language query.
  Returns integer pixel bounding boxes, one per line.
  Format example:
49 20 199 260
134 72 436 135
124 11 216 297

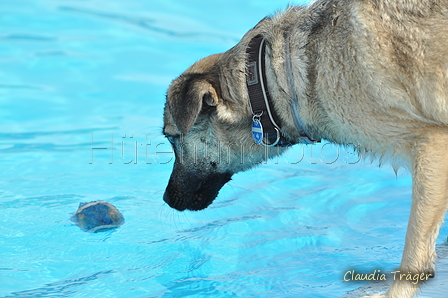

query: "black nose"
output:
163 191 170 206
163 189 187 211
163 191 177 209
163 170 233 211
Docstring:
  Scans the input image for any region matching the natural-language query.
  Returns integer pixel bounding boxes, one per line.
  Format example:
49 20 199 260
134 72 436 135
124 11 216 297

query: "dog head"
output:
162 39 283 211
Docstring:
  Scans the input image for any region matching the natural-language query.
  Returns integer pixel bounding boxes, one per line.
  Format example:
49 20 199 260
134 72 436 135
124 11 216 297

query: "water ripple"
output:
0 34 57 42
0 127 117 140
58 5 238 43
4 270 115 298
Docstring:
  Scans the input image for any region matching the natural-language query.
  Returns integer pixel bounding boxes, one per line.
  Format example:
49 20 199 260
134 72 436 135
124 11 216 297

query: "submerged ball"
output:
70 201 124 232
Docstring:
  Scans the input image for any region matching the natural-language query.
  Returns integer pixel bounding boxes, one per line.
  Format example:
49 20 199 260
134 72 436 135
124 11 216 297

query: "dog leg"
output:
364 127 448 298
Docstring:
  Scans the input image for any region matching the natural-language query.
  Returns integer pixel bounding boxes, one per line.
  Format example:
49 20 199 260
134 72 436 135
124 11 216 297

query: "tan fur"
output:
163 1 448 297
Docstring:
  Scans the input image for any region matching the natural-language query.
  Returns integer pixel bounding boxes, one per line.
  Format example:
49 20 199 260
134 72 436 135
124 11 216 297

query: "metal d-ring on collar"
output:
246 35 289 147
252 112 281 147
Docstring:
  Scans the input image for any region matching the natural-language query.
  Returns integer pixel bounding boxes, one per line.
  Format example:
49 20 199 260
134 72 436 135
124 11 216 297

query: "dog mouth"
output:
163 170 232 211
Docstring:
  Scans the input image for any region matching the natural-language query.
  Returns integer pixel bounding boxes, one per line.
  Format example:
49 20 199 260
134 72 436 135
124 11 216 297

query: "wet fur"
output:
163 1 448 297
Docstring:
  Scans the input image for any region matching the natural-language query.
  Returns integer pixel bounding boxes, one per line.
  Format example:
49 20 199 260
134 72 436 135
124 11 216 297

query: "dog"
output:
162 1 448 297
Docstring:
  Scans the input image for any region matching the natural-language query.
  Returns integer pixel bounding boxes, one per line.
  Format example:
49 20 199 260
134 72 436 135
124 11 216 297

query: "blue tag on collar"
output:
252 118 263 144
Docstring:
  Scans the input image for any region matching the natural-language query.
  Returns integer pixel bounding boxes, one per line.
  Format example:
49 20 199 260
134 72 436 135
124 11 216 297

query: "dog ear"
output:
168 77 219 134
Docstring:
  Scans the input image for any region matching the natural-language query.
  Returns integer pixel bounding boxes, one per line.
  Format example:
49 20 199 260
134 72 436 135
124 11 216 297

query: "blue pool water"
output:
1 1 447 297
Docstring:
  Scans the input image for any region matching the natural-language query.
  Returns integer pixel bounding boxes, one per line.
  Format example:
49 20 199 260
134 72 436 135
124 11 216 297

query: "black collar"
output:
245 34 318 146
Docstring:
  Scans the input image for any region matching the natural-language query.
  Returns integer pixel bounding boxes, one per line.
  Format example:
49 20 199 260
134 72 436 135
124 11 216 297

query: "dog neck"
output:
245 34 319 146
